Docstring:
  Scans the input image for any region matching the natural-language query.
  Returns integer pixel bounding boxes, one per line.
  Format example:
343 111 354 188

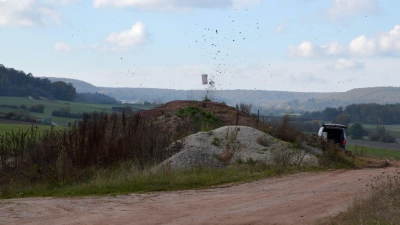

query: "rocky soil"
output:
156 126 318 171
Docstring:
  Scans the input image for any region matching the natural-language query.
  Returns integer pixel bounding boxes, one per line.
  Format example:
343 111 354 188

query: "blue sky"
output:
1 0 399 92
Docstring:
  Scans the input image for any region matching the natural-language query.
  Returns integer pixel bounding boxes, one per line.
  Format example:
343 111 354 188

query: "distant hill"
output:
0 64 76 101
45 77 400 113
44 77 100 93
295 87 400 111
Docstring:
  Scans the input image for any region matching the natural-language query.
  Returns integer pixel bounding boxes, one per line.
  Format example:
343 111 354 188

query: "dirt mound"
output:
138 100 261 141
155 126 319 171
139 100 256 125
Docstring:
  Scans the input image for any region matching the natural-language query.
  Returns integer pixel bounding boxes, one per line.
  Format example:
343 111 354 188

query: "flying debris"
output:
216 30 218 34
202 74 208 85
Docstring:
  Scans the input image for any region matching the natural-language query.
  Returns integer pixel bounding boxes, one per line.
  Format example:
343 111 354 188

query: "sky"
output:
0 0 400 92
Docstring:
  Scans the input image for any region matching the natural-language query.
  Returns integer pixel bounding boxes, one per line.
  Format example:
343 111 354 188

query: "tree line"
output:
301 103 400 125
0 64 76 101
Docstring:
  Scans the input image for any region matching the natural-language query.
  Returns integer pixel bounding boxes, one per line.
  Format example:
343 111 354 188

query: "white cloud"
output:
288 41 344 57
54 42 71 51
349 25 400 56
92 43 129 52
349 35 376 56
92 0 260 10
106 22 150 47
0 0 60 27
327 0 380 21
276 24 285 33
331 58 365 70
288 41 316 57
321 42 344 56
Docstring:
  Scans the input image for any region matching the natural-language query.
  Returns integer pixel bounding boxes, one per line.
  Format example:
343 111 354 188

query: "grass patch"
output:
347 145 400 160
0 162 320 199
0 96 151 116
0 123 65 136
355 123 400 138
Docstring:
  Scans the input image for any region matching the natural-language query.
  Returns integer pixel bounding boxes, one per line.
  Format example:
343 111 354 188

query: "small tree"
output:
312 120 320 132
349 123 364 139
29 104 45 113
236 102 252 116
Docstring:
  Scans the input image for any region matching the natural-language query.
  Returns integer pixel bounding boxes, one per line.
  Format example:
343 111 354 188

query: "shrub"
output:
52 107 82 119
214 127 241 165
211 137 221 146
20 104 28 110
0 112 178 188
236 102 252 116
349 123 364 139
29 104 45 113
367 125 397 143
176 106 220 132
265 115 304 145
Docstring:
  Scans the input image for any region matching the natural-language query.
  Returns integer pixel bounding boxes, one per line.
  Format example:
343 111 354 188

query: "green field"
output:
0 123 66 136
0 96 153 126
347 144 400 160
357 123 400 137
0 96 151 114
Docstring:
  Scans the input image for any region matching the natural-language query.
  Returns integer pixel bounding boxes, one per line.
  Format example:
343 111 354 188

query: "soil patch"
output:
1 167 398 225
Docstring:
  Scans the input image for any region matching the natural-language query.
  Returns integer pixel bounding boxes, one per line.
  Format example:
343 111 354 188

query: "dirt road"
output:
1 167 398 225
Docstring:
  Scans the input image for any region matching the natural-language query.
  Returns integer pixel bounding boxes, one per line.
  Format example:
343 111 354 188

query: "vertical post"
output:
236 109 239 125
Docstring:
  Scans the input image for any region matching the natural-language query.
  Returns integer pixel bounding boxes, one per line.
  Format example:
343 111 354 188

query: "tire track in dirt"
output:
1 167 398 225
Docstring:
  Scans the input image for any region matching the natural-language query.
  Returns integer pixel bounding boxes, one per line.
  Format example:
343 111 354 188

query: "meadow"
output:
359 123 400 137
0 96 151 114
0 96 151 126
0 123 65 136
347 144 400 160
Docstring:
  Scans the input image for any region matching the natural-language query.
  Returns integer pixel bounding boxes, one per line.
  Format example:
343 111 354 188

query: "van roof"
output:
322 123 347 129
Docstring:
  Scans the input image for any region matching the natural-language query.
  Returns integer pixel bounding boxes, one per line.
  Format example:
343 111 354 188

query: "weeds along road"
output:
1 167 398 225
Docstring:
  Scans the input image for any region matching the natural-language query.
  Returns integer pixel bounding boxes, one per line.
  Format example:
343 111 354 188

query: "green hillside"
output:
0 96 152 126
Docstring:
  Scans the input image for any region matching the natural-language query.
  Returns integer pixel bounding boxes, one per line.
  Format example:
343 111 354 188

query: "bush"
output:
29 104 45 113
367 125 397 143
52 107 82 119
176 106 220 132
349 123 364 139
236 102 252 116
265 115 304 145
0 112 178 189
20 104 28 110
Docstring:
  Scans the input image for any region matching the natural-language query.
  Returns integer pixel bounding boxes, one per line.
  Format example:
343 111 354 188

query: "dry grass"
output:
0 111 177 196
214 126 241 165
319 168 400 224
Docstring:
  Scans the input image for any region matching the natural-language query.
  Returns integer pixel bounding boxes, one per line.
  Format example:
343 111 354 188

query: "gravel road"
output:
1 167 398 225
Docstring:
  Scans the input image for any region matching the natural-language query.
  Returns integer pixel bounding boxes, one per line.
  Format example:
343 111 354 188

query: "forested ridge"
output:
303 103 400 125
0 64 120 104
0 64 76 101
